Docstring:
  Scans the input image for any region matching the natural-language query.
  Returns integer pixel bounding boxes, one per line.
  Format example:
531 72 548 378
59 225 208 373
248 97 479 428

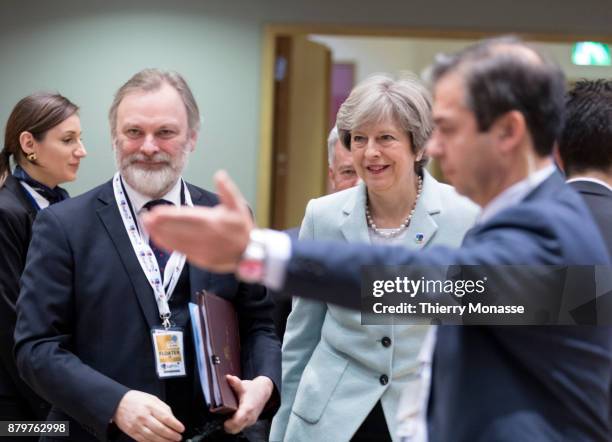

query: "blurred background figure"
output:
556 79 612 255
0 92 85 431
327 126 360 192
270 74 478 442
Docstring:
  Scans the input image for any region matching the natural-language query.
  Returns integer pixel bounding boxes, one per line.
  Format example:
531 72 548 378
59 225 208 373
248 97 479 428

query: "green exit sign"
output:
572 42 611 66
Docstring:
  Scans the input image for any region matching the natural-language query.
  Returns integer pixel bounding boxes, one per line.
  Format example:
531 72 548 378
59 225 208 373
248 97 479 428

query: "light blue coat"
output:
270 171 479 442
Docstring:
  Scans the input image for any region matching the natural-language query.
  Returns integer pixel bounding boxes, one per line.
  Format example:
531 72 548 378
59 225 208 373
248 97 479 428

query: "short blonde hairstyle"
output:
336 74 433 171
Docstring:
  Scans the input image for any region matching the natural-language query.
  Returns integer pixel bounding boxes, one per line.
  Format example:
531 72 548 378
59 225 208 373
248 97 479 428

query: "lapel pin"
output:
415 233 424 244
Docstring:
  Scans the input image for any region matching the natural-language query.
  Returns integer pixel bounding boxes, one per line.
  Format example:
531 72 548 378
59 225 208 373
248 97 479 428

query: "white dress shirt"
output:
121 176 182 242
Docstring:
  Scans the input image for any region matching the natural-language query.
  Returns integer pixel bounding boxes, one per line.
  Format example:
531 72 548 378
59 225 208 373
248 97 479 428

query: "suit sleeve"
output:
270 200 328 441
232 279 282 418
284 204 569 311
0 206 27 325
0 205 48 416
14 207 129 439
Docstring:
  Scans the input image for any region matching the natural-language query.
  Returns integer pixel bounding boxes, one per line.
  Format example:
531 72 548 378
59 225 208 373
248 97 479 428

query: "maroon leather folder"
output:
196 290 241 414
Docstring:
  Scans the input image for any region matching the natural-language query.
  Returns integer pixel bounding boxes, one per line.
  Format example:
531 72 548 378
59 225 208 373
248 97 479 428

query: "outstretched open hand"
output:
143 170 253 272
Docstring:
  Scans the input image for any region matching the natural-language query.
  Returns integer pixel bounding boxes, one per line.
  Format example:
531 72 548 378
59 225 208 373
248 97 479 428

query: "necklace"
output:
366 175 423 239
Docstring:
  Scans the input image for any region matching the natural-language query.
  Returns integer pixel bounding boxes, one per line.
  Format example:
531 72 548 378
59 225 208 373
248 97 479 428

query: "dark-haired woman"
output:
0 92 86 425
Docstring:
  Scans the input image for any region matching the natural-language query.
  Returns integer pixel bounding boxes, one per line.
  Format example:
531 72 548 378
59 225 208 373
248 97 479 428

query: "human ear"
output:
19 131 36 155
494 111 526 153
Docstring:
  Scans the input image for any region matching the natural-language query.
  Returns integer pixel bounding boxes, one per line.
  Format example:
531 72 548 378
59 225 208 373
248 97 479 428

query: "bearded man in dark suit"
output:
14 69 280 442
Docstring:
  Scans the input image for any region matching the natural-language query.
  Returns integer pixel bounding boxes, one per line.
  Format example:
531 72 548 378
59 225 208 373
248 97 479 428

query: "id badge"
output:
151 327 187 379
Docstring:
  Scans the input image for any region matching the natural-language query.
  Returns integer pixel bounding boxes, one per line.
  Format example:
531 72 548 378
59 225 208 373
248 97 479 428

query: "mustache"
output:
124 152 172 166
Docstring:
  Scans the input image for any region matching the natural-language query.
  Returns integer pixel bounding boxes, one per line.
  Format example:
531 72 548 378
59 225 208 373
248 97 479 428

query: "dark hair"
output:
1 92 79 185
559 79 612 176
430 36 566 157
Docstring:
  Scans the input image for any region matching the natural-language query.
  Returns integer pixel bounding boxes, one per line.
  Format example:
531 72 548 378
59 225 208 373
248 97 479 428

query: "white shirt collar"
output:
120 176 182 214
120 176 182 241
477 164 556 225
566 177 612 192
19 181 50 210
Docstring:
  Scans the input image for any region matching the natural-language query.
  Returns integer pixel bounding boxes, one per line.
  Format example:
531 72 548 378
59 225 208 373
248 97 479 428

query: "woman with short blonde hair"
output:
271 74 478 441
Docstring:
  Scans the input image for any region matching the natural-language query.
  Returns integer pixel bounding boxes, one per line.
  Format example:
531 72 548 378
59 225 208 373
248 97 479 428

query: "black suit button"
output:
379 374 389 385
381 336 391 347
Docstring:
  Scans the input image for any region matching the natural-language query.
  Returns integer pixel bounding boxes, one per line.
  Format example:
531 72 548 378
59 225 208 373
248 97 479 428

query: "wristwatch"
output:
236 229 267 283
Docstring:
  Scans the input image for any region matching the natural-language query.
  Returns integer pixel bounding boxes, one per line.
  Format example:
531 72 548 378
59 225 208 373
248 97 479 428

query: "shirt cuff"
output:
259 228 291 291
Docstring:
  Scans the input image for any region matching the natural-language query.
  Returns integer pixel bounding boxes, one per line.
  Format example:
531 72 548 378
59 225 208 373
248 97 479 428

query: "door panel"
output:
271 35 331 230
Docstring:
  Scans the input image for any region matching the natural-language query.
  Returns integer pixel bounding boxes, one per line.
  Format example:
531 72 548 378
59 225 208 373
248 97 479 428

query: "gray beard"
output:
114 145 189 199
121 163 181 199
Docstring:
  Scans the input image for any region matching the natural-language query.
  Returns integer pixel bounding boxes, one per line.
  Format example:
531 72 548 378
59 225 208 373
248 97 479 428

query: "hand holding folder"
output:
189 290 241 414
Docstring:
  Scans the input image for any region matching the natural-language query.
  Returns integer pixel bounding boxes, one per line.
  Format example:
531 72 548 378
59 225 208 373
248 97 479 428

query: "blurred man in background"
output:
556 78 612 255
327 126 360 192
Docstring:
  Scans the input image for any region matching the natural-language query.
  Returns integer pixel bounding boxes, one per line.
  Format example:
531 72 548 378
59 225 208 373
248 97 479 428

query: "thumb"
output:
214 170 244 211
226 375 246 395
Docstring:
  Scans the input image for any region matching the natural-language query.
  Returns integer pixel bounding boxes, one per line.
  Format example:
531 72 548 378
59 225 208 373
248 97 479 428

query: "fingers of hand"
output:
124 394 183 442
150 404 185 434
226 375 246 396
143 414 183 442
145 208 209 252
224 378 262 434
215 170 243 211
136 424 178 442
223 405 256 434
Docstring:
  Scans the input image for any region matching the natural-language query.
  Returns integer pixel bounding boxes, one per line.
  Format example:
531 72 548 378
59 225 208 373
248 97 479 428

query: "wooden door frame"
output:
256 24 612 226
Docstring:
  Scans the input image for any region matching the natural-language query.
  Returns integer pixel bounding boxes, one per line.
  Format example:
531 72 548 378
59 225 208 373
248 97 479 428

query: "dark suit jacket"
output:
283 172 612 441
570 180 612 256
0 175 49 420
14 180 281 441
570 179 612 430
